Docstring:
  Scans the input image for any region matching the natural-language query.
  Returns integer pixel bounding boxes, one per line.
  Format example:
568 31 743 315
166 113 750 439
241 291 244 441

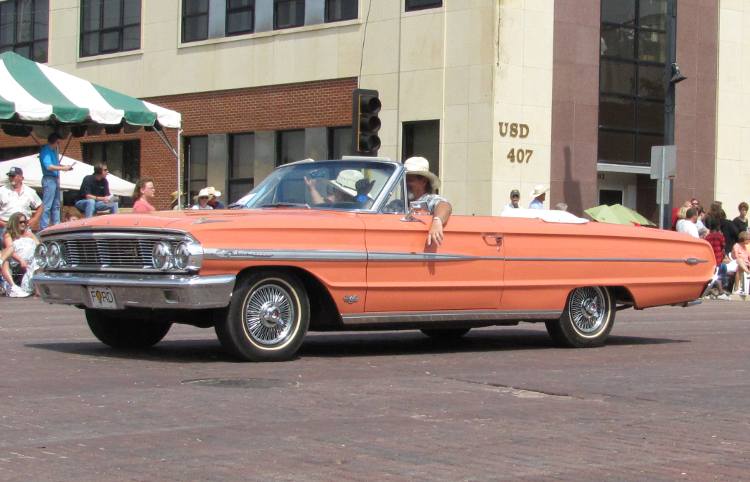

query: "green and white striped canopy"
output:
0 51 180 129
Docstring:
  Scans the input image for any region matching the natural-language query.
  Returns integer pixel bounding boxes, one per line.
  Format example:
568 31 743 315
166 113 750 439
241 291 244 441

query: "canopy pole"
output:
176 128 182 210
155 128 178 158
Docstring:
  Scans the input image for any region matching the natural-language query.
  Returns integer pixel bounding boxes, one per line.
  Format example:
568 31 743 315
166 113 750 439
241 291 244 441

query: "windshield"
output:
240 160 397 211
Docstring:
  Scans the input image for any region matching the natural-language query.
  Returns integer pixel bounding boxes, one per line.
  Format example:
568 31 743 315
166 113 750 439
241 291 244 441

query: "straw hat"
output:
404 156 439 189
530 184 549 199
170 191 180 202
205 186 222 198
329 169 364 197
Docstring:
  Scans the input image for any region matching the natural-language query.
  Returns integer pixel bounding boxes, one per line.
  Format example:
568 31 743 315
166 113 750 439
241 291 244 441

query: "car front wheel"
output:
216 271 310 362
546 286 614 348
85 309 172 349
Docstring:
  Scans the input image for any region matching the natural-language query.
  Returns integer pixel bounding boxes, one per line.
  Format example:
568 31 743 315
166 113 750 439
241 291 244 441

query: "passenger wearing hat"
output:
205 187 225 209
192 188 214 210
39 133 74 229
506 189 521 209
0 167 43 231
529 184 549 210
404 156 452 246
305 169 374 208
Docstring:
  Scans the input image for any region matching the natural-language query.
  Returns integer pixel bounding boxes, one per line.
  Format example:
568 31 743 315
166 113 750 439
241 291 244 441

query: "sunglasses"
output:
18 220 27 225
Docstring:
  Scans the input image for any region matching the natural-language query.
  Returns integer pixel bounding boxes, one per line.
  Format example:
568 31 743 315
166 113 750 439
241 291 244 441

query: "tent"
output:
0 52 182 197
0 154 135 197
584 204 655 226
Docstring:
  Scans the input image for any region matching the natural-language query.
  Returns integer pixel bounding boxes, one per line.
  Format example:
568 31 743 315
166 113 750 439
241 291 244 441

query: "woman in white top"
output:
2 212 38 296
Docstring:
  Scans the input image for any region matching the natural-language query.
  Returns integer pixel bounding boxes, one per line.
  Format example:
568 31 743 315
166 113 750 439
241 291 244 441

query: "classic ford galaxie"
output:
34 159 715 361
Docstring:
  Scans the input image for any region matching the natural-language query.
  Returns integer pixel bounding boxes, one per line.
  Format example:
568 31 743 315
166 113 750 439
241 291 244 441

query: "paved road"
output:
0 299 748 481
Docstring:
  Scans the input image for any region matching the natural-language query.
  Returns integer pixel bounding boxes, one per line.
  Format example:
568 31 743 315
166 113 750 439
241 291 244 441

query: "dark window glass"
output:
182 0 209 42
600 60 635 95
184 136 208 203
79 0 140 57
598 131 635 164
274 0 305 29
403 120 440 181
598 0 669 166
226 0 254 36
325 0 357 22
0 0 48 62
276 130 305 166
599 96 636 130
0 146 38 161
82 140 140 184
328 126 353 159
229 133 255 203
405 0 442 11
601 0 635 25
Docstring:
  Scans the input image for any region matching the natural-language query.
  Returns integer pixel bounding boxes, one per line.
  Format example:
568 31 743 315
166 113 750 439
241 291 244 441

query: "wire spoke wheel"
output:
568 286 606 336
244 283 296 346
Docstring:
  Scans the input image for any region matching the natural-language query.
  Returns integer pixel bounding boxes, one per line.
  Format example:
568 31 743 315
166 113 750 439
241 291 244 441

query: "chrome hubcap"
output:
244 283 296 346
569 287 607 335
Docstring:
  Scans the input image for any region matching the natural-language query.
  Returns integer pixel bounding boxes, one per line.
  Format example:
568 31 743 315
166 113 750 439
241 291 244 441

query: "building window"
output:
0 146 38 162
598 0 669 165
229 133 255 203
274 0 304 30
328 126 353 159
80 0 141 57
82 140 140 184
184 136 208 203
405 0 442 12
325 0 357 23
403 120 440 182
276 129 305 166
0 0 49 63
182 0 209 42
226 0 254 36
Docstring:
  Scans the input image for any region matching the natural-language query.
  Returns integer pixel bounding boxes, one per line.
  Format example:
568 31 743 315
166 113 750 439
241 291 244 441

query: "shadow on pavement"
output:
25 328 688 363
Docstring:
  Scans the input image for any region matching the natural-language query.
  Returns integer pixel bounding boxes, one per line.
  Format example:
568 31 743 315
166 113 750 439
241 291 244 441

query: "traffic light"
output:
352 88 381 155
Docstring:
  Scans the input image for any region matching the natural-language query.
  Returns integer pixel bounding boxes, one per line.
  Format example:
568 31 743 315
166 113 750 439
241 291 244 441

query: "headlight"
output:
152 241 173 270
46 241 63 268
174 242 190 270
35 243 48 269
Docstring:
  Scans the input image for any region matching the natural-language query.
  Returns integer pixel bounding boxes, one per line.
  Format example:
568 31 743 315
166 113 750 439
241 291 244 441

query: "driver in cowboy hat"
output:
404 156 452 246
529 184 549 209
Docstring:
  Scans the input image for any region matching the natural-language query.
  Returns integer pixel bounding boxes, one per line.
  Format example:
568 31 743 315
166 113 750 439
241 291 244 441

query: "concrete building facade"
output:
0 0 747 219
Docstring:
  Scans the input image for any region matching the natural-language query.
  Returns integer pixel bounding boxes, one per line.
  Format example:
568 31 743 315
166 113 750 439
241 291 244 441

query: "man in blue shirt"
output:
529 184 548 210
39 133 73 229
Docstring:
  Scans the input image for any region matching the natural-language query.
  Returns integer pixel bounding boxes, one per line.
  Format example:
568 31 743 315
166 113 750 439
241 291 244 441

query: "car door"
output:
362 177 504 313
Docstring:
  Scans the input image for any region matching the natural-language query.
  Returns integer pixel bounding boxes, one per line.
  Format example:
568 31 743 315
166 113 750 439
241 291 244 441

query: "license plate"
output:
88 287 117 309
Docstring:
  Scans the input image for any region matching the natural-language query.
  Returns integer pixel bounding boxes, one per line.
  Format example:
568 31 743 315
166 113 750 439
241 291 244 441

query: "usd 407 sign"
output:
499 122 533 164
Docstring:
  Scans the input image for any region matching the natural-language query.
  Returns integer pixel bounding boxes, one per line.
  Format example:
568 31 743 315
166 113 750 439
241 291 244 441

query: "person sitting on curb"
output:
75 163 118 218
1 212 37 297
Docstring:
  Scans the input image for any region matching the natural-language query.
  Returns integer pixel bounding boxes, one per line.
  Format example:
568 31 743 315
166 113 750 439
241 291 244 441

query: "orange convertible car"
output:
34 159 714 361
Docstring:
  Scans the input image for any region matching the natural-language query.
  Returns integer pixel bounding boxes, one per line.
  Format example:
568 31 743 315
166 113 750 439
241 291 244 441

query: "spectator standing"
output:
705 217 730 299
205 187 225 209
528 185 548 209
733 202 748 234
1 212 37 297
0 167 42 231
672 200 692 230
506 189 520 209
720 209 739 255
75 163 118 218
732 231 750 295
676 208 699 238
192 188 214 210
39 133 73 229
132 178 157 213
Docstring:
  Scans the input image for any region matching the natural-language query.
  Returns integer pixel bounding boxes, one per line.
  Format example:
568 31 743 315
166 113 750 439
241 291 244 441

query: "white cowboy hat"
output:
329 169 364 197
205 186 222 198
404 156 440 189
194 187 212 201
530 184 549 199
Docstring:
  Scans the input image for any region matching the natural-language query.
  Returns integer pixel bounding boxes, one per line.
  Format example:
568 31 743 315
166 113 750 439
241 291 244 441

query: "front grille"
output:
60 238 179 270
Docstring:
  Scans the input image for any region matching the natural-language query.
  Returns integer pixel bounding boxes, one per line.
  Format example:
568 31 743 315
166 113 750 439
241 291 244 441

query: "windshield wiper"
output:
260 202 311 209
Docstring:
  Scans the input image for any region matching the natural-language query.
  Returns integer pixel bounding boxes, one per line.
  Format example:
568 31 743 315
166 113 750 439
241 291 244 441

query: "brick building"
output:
0 0 749 218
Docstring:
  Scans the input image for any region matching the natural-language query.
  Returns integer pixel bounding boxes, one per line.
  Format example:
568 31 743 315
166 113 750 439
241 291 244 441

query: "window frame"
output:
226 0 255 37
276 129 306 167
0 0 49 63
404 0 442 12
327 125 353 159
324 0 358 23
228 132 255 203
81 139 141 184
181 0 209 43
79 0 141 58
273 0 305 30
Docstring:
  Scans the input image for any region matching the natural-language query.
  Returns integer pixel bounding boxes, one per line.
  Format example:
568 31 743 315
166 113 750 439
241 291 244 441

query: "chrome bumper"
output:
34 272 236 309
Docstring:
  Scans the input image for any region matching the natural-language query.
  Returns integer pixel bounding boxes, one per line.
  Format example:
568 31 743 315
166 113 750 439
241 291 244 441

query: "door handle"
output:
482 233 503 246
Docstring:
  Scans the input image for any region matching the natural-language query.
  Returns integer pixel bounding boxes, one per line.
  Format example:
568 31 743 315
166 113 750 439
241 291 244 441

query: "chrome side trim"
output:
368 252 501 261
341 310 561 326
506 257 708 264
203 248 368 261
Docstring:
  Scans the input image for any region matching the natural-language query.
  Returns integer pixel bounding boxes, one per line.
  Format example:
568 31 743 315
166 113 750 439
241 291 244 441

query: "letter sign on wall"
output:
499 122 533 163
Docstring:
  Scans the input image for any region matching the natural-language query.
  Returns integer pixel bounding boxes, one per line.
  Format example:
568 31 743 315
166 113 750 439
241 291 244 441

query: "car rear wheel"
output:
546 286 614 348
216 271 309 362
85 309 172 349
420 328 471 340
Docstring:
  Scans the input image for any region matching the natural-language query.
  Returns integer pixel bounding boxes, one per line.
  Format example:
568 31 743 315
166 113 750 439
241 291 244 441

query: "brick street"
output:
0 298 748 481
